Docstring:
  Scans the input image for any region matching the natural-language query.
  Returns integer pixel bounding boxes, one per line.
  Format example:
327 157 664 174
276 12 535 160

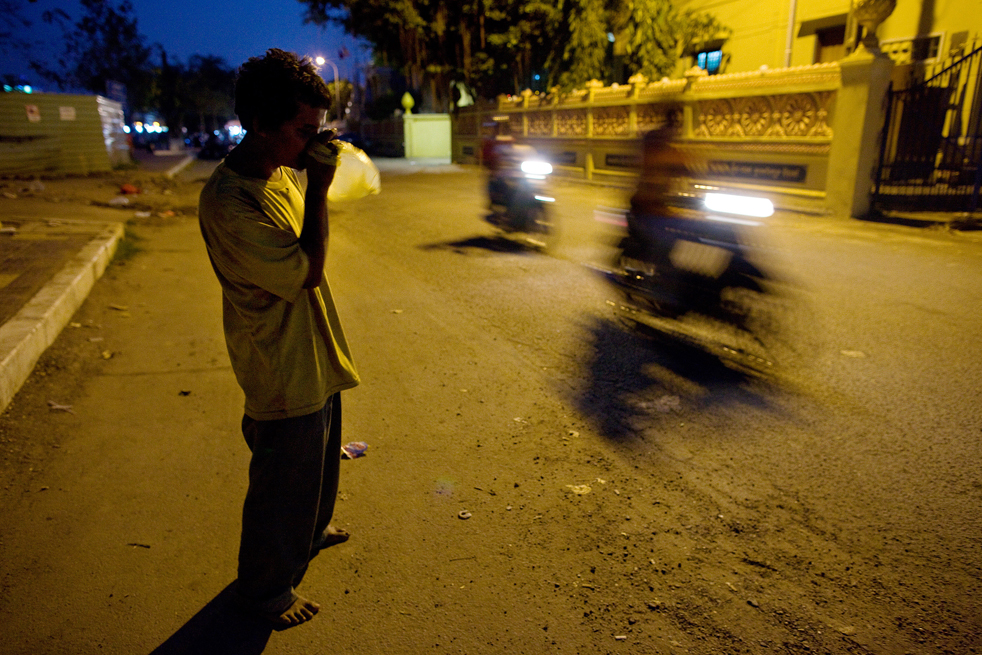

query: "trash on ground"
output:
341 441 369 459
2 192 17 199
458 510 472 520
178 390 191 396
108 304 129 311
120 183 140 194
841 350 866 358
108 196 130 206
565 484 591 495
47 400 75 414
101 350 114 360
134 211 152 218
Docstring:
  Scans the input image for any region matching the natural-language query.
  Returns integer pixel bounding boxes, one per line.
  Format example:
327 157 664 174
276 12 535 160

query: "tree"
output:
31 0 154 112
180 54 236 133
326 78 354 119
299 1 561 111
298 0 727 108
615 0 730 82
0 0 35 59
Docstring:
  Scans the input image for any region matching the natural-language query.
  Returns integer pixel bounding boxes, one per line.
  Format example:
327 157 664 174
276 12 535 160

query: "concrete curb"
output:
165 155 196 179
0 222 124 412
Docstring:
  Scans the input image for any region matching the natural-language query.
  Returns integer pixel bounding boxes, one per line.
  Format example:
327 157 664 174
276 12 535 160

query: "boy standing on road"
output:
198 49 360 627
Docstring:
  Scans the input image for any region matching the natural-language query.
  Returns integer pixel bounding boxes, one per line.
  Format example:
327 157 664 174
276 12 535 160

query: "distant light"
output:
704 193 774 218
123 125 131 134
534 195 555 203
521 160 552 176
3 85 11 92
316 56 325 66
533 74 541 81
607 32 615 43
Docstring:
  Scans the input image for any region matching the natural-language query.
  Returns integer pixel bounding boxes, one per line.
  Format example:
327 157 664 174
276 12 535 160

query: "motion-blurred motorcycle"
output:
600 186 796 373
484 142 556 249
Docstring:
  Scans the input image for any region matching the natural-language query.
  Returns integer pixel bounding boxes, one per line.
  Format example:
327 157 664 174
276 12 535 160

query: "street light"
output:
315 56 342 124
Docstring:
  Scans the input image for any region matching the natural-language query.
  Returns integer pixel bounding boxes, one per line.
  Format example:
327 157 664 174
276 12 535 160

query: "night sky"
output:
4 0 369 89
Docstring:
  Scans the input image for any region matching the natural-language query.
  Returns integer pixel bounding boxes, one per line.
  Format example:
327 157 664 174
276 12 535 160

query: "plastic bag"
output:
328 141 381 202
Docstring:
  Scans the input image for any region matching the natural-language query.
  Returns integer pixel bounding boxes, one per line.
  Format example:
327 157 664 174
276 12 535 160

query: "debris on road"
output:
47 400 75 414
565 484 591 495
341 441 369 459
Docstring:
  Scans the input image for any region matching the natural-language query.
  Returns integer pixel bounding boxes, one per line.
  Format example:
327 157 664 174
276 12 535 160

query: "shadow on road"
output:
573 316 776 442
419 234 541 255
149 583 273 655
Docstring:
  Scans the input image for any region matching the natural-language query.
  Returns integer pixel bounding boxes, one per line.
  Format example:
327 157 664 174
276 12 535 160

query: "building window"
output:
814 24 846 63
696 49 723 74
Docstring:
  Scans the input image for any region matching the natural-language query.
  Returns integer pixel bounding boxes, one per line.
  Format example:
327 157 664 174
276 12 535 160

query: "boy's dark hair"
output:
234 49 332 132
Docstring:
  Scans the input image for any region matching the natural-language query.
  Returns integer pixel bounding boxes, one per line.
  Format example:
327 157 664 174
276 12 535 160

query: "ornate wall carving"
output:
637 105 670 133
593 106 630 136
694 92 834 139
556 109 587 136
527 111 552 136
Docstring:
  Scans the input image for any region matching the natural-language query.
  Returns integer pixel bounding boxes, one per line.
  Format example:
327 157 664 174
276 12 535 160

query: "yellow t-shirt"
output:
199 162 359 420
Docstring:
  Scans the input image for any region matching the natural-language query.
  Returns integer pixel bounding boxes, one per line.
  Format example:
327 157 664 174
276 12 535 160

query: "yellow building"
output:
683 0 982 73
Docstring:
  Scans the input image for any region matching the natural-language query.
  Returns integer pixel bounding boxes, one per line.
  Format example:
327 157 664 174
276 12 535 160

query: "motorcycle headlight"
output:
521 160 553 176
704 193 774 218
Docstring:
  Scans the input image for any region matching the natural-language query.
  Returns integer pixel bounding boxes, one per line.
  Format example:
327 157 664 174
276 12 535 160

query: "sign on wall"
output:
708 161 807 183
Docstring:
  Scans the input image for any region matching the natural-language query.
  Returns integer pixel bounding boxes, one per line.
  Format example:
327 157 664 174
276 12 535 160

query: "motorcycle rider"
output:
628 117 688 232
484 124 539 231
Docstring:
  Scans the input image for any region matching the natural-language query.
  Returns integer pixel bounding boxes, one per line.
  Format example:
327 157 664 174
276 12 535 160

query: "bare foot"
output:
269 595 320 627
318 524 350 550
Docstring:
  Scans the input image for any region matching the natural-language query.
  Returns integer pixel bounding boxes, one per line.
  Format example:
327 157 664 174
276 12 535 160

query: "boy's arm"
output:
299 137 339 288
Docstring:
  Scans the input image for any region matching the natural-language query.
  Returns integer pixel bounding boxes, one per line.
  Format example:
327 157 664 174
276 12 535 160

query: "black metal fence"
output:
874 42 982 213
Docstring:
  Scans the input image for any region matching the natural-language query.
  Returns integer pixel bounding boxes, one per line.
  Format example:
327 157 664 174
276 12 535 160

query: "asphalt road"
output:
0 164 979 654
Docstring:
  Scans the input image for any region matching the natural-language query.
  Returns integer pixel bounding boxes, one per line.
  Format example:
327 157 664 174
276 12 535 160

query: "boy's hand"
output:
304 130 340 189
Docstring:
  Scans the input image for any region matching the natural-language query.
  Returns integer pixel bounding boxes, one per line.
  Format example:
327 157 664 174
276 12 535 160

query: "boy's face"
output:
262 102 327 170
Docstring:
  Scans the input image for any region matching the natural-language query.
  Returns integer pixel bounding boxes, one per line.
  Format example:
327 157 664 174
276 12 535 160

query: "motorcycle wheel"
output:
526 203 558 252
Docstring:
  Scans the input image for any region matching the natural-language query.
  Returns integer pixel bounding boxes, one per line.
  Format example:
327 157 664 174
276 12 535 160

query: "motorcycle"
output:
485 145 556 249
600 187 794 372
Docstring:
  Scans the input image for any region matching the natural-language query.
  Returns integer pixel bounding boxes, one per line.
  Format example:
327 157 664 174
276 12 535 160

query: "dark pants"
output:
236 393 342 614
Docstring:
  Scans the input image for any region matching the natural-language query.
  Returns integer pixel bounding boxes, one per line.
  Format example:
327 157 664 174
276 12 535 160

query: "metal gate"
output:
874 42 982 213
